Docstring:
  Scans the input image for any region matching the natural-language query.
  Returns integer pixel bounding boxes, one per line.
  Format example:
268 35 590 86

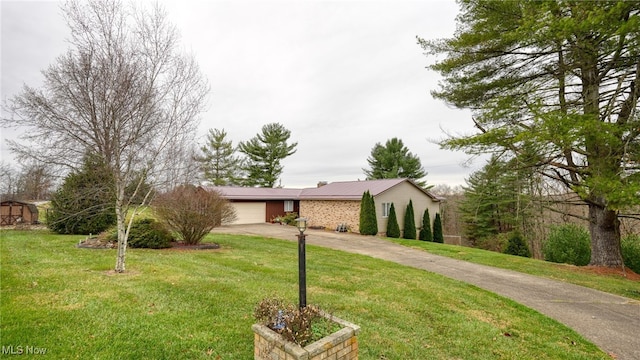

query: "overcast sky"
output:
1 0 481 188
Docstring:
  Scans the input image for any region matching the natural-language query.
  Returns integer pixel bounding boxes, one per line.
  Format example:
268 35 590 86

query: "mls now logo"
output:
2 345 47 355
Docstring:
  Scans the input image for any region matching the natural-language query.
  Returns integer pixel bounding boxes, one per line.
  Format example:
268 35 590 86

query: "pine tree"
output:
386 203 400 238
196 128 242 186
419 208 433 241
403 200 416 239
48 155 116 234
433 213 444 243
238 123 297 187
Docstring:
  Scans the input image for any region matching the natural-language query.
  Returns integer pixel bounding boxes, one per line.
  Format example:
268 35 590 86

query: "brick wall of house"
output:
300 200 362 233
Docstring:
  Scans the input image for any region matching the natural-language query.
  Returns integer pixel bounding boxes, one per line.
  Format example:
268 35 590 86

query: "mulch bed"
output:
76 237 219 250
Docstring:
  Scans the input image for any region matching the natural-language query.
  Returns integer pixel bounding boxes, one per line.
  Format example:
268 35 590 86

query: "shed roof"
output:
0 200 39 214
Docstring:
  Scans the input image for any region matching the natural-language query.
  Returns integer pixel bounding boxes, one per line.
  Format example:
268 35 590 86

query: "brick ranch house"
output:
207 178 442 236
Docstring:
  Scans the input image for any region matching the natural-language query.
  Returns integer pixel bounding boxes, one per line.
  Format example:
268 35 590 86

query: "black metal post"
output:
297 230 307 309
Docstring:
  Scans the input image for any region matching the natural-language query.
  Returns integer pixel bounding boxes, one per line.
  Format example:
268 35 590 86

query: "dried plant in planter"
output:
254 298 340 347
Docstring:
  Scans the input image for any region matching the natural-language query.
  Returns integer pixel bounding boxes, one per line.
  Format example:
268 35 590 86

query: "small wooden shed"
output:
0 200 39 225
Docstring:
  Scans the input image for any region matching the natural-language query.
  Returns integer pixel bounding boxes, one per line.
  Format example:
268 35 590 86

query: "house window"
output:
382 202 392 217
284 200 294 212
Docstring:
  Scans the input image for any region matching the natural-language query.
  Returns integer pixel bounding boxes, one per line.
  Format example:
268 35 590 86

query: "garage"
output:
231 202 266 224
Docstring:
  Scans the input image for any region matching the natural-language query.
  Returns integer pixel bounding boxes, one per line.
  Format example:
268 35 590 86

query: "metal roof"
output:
204 186 303 200
205 179 440 201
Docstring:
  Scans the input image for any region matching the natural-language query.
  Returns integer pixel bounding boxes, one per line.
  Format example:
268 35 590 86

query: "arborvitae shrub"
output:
621 235 640 274
386 203 400 238
543 224 591 266
433 213 444 243
107 218 173 249
504 232 531 257
359 191 378 235
402 200 417 239
419 208 432 241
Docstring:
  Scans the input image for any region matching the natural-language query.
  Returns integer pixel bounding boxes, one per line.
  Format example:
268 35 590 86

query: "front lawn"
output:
1 230 609 359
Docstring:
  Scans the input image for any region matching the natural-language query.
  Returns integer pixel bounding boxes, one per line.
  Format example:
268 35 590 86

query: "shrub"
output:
543 224 591 266
386 203 400 238
359 191 378 235
476 233 509 253
106 218 173 249
279 212 299 226
433 213 444 243
503 232 531 257
403 200 417 239
419 208 432 241
621 235 640 274
153 185 236 245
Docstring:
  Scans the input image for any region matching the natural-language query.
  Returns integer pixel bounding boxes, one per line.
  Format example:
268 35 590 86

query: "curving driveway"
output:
210 223 640 360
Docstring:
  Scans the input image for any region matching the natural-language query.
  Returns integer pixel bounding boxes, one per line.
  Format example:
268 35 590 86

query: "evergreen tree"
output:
459 156 531 244
359 190 378 235
419 208 432 241
363 138 428 188
420 1 640 266
403 200 417 239
48 155 116 234
238 123 297 187
386 203 400 238
433 213 444 243
367 192 378 235
196 128 242 185
359 191 368 232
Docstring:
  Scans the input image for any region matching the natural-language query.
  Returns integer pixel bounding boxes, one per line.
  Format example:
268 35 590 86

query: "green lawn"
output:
1 230 611 359
387 238 640 301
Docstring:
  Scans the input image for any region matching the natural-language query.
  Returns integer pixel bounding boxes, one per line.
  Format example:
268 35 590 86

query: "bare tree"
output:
1 0 209 272
0 163 19 201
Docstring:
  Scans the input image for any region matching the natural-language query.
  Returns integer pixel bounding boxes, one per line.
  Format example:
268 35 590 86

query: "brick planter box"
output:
252 312 360 360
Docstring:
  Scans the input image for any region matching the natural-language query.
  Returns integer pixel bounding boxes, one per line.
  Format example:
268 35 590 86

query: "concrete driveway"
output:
210 223 640 360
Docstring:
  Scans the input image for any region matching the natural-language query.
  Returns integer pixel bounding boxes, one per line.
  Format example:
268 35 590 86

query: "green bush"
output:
280 212 299 226
419 208 432 241
543 224 591 266
503 232 531 258
476 233 509 253
433 213 444 243
386 203 400 238
403 200 417 240
621 235 640 274
107 218 173 249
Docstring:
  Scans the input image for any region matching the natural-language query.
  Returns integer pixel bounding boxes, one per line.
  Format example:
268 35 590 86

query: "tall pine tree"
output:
196 128 242 185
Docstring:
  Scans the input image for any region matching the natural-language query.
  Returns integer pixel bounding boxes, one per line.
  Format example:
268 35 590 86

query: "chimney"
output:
317 181 328 188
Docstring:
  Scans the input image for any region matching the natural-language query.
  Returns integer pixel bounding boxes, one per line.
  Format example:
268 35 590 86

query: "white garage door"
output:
231 202 266 224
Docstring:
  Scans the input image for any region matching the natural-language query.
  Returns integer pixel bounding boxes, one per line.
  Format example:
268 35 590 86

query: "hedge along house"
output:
204 186 302 225
0 200 39 226
298 178 441 235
